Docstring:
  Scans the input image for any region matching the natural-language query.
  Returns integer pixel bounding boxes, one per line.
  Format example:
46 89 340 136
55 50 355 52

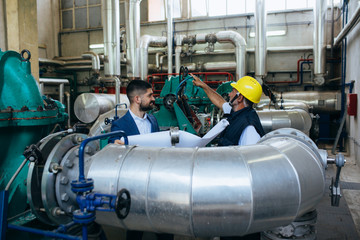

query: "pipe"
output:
155 52 163 69
39 78 69 104
102 0 121 76
334 3 360 47
127 0 142 78
81 52 100 72
140 35 167 80
215 31 246 80
59 83 64 104
167 0 173 74
254 0 267 84
74 93 129 123
35 129 326 236
203 61 236 71
257 109 312 134
65 92 71 129
175 35 185 73
258 91 341 113
313 0 327 85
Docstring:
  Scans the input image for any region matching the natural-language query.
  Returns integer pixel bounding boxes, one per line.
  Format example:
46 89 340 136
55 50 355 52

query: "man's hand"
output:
114 139 125 145
190 73 206 88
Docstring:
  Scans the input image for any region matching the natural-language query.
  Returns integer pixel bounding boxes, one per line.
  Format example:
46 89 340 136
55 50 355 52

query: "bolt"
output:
29 156 35 162
51 207 65 216
65 160 74 168
60 176 69 185
67 206 75 213
61 193 69 202
77 137 83 143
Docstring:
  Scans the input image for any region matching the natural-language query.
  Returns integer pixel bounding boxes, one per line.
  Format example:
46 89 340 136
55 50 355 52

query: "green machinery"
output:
0 49 68 219
152 75 232 135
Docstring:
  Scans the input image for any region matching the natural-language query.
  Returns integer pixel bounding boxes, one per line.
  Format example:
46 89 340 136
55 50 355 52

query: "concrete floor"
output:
103 150 360 240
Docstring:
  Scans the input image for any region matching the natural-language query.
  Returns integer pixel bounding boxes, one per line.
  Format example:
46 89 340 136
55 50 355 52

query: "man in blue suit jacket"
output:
109 80 159 144
109 80 171 240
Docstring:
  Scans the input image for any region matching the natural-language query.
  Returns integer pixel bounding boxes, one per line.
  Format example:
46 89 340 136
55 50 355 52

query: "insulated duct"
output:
102 0 121 76
313 0 327 85
126 0 142 78
140 35 167 80
167 0 173 74
254 0 267 84
29 129 326 236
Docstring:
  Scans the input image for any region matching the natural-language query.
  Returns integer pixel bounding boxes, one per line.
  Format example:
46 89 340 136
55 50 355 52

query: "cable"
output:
5 158 28 191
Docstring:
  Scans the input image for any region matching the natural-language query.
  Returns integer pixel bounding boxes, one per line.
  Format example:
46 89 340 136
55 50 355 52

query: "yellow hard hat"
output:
230 76 262 103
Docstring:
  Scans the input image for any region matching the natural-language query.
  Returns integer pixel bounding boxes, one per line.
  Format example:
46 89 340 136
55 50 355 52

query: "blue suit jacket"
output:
108 110 160 143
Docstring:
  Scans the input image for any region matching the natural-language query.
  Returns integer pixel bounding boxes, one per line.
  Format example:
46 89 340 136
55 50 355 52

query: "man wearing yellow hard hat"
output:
191 74 265 146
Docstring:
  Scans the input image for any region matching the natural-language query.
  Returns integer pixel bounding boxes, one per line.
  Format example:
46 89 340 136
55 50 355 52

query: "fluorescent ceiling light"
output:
89 44 104 49
249 30 286 37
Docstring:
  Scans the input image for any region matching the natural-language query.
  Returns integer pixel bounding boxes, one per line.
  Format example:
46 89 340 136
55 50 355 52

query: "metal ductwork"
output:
28 129 326 237
126 0 142 78
140 35 167 80
258 91 341 113
313 0 327 85
258 109 312 134
254 0 267 84
167 0 173 74
74 93 129 123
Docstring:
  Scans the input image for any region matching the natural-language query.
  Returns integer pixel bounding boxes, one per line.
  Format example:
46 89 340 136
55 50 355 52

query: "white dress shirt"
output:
129 109 152 134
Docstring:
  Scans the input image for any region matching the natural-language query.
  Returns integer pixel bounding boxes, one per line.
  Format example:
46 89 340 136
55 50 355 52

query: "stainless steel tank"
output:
74 93 129 123
28 129 326 237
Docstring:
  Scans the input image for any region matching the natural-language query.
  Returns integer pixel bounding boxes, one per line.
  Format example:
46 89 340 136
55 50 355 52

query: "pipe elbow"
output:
82 51 100 71
216 31 247 47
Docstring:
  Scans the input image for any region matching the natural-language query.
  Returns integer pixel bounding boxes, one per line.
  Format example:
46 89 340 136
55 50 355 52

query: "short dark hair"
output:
126 80 152 103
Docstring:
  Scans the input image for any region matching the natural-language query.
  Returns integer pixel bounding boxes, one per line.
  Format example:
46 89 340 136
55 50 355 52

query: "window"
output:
60 0 102 30
148 0 181 22
190 0 207 17
149 0 166 21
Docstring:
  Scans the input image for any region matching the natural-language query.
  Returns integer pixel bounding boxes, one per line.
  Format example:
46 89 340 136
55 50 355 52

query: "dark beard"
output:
140 102 155 111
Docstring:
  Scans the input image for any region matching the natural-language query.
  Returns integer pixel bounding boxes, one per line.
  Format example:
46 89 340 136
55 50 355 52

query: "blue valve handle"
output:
78 130 128 182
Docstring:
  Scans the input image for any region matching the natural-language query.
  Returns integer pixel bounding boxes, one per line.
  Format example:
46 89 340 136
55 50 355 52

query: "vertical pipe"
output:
313 0 327 85
175 35 184 73
127 0 142 78
59 83 64 104
167 0 173 74
102 0 121 76
39 83 44 95
255 0 267 84
65 92 71 129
